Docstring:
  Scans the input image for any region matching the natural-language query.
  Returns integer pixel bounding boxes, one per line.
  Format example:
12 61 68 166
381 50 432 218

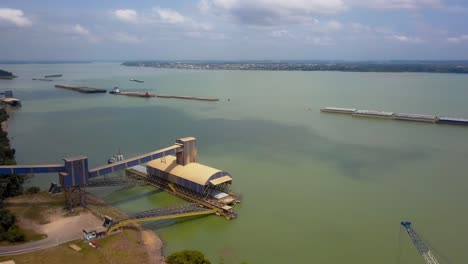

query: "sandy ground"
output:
0 211 102 255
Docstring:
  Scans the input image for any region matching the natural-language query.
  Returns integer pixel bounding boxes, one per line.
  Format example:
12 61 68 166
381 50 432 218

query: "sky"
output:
0 0 467 61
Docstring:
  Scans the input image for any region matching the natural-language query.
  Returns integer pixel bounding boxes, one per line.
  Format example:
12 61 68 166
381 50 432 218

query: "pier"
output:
321 107 468 126
0 137 239 234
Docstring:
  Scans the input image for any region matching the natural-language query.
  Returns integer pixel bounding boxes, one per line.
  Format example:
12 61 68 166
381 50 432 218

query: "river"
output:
1 62 467 264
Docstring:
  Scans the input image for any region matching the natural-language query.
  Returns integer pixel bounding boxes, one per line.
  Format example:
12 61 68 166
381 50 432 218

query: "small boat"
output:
129 79 144 83
109 87 121 94
108 149 124 164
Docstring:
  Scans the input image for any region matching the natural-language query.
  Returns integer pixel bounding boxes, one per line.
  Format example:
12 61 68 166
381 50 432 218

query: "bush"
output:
5 225 24 242
167 250 211 264
25 186 40 195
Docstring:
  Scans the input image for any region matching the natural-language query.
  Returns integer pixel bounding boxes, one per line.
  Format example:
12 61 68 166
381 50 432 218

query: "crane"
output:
400 221 440 264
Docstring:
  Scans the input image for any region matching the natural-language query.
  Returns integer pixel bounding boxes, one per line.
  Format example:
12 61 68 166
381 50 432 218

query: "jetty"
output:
55 84 107 94
320 107 468 126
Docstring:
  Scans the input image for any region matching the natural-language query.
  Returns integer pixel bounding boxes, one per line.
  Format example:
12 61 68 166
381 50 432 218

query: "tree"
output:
167 250 211 264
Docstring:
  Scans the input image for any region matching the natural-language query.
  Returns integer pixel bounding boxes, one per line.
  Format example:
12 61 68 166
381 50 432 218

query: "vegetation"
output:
0 108 25 201
123 60 468 74
25 186 41 195
0 209 24 242
167 250 212 264
0 69 16 79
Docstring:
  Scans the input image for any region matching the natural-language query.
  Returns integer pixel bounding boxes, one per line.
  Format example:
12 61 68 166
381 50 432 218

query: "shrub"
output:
167 250 211 264
25 186 40 194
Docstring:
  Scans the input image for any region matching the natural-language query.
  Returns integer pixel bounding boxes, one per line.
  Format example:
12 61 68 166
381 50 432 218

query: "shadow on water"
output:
142 214 213 231
106 188 164 207
15 104 432 179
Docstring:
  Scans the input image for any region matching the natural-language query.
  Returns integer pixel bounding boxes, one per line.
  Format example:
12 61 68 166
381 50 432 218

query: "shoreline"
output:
1 107 165 263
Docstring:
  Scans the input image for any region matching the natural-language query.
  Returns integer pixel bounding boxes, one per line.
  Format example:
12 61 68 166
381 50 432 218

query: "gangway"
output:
400 221 440 264
105 203 215 233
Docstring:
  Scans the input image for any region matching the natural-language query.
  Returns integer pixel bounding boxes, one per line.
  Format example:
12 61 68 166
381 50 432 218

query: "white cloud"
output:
306 36 333 45
72 24 90 35
350 22 372 33
392 34 423 43
446 35 468 44
200 0 346 25
325 20 342 31
0 8 32 27
269 30 293 38
113 9 138 23
153 7 186 24
112 32 143 43
346 0 442 9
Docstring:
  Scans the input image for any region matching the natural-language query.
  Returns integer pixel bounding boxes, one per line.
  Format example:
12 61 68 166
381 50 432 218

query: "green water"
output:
1 63 468 263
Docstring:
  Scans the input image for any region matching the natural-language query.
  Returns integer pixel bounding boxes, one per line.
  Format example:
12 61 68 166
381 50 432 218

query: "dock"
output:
321 106 468 126
55 84 107 94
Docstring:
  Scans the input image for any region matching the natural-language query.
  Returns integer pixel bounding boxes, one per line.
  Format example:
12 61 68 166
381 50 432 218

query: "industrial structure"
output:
400 221 440 264
0 137 239 232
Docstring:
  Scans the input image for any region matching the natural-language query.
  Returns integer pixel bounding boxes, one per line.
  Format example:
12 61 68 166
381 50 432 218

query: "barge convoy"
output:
321 107 468 126
55 84 107 93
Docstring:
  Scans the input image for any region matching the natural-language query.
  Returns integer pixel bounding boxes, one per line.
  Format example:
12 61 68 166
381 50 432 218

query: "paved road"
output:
0 212 103 256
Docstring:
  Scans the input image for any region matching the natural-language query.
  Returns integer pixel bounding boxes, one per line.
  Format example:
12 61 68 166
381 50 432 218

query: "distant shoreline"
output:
122 61 468 74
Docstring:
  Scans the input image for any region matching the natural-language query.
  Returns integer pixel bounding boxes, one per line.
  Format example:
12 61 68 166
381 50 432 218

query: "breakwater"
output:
321 107 468 126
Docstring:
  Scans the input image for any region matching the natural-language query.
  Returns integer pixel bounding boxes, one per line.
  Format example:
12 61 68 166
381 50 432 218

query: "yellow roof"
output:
209 175 232 185
147 155 230 186
1 98 20 102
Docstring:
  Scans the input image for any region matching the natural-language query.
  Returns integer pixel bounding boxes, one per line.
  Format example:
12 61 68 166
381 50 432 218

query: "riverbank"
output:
0 192 165 264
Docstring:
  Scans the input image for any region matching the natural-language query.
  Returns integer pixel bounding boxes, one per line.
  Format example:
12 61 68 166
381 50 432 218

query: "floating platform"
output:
321 106 468 127
156 94 219 102
55 84 107 93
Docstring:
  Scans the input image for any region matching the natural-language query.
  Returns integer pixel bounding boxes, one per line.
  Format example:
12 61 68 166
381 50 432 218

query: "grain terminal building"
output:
128 137 238 207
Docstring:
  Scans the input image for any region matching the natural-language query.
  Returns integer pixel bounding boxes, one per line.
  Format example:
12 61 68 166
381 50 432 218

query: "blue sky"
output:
0 0 467 60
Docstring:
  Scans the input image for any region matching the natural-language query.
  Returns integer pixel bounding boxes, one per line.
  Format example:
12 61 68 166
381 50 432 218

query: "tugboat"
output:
109 87 121 94
108 149 124 164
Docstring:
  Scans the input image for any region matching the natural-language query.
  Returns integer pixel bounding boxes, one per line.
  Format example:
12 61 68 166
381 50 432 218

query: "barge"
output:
353 110 394 118
320 107 356 114
109 87 155 97
55 84 107 93
156 94 220 102
437 117 468 126
393 113 437 123
45 74 63 78
130 78 144 83
321 106 468 127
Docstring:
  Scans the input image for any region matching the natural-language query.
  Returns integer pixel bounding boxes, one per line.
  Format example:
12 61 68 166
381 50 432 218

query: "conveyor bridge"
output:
106 203 215 233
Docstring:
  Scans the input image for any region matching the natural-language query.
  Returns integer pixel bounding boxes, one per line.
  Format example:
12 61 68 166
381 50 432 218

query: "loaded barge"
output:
157 94 219 102
55 84 107 93
321 106 468 126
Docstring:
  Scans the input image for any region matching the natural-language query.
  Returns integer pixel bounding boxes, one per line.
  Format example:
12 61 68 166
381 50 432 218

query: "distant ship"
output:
108 149 124 164
129 79 144 83
44 74 63 78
